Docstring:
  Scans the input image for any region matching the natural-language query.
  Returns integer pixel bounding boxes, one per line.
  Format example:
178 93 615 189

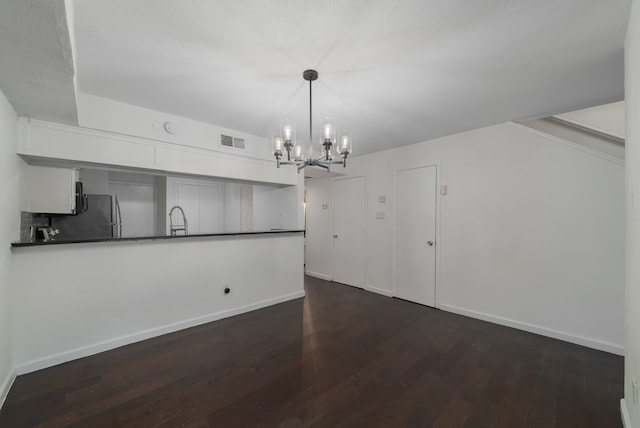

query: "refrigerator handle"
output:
114 194 123 238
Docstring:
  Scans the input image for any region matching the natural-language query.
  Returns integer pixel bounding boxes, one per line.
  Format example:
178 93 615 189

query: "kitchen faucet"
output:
169 206 188 236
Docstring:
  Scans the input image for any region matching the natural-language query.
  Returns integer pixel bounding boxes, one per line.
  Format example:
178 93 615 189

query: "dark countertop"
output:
11 229 305 248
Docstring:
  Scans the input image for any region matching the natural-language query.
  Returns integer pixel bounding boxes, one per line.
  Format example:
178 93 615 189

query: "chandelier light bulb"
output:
324 124 332 140
293 144 305 161
283 125 293 141
320 118 336 143
271 133 284 155
338 130 352 154
281 119 295 146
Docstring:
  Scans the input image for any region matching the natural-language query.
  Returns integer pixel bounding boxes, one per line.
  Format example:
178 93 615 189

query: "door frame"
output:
331 175 368 288
392 163 441 308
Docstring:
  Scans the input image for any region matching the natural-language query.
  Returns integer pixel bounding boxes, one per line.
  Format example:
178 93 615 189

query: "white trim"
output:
0 370 16 411
551 115 625 141
14 290 305 375
439 303 624 356
621 399 632 428
509 121 625 165
367 285 393 297
305 271 332 281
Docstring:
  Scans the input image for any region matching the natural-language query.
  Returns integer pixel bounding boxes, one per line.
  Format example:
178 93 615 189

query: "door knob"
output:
427 241 434 246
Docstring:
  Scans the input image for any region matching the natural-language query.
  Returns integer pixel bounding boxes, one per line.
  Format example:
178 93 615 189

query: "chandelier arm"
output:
316 159 345 166
280 160 304 166
310 161 330 171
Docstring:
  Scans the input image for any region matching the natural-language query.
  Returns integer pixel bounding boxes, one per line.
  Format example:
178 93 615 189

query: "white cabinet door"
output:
395 166 437 307
333 176 366 288
175 182 222 234
27 166 78 214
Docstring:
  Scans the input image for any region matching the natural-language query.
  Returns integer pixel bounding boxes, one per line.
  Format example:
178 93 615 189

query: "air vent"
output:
220 134 245 149
221 134 233 147
233 137 245 149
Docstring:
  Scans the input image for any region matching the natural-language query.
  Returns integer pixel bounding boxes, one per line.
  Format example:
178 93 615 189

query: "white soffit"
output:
0 0 77 124
554 101 625 139
74 1 630 154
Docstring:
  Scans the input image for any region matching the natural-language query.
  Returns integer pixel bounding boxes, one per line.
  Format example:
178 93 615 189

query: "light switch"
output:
378 194 386 203
440 185 448 195
376 211 385 219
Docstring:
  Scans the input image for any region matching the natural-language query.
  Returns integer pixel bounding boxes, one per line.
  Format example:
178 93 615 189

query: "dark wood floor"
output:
0 276 623 427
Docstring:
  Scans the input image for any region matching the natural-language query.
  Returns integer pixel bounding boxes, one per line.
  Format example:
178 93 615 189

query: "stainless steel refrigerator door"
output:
51 194 113 240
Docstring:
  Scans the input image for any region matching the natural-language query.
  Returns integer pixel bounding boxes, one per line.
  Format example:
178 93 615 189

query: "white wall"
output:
79 168 109 194
10 234 304 373
253 173 304 231
0 89 23 406
77 93 273 161
305 122 625 354
624 1 640 426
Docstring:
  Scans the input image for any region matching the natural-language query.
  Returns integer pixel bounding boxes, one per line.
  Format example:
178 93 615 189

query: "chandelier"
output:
271 69 352 172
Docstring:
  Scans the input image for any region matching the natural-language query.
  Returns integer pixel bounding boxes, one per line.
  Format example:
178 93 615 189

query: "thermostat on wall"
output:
164 121 177 134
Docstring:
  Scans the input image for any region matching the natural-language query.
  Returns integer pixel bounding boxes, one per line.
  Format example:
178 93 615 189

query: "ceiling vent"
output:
220 134 233 147
220 134 245 149
233 137 245 149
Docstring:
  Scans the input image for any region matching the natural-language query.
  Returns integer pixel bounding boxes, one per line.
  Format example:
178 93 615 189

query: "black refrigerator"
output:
51 194 122 240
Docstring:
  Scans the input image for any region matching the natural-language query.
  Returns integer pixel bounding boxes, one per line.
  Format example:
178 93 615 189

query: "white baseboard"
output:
439 303 624 356
305 271 332 281
621 399 632 428
0 369 16 411
367 285 393 297
14 290 305 375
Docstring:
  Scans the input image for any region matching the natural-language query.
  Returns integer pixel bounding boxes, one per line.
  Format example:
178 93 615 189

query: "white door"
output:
333 176 366 288
395 166 437 306
176 183 222 234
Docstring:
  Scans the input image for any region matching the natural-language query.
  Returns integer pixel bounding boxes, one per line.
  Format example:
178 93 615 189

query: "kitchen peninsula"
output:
11 229 304 247
9 114 306 378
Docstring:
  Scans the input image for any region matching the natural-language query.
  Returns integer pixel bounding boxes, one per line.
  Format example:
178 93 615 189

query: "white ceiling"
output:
0 0 77 124
0 1 632 156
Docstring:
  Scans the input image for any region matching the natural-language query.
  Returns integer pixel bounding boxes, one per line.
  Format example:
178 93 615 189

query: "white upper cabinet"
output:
17 118 297 186
26 165 80 214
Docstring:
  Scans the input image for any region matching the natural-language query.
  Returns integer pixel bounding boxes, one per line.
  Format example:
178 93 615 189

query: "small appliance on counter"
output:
50 194 122 240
